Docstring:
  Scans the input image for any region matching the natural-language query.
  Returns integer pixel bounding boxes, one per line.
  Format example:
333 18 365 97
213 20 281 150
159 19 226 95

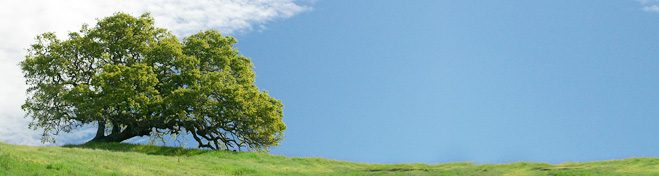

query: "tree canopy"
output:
20 13 285 151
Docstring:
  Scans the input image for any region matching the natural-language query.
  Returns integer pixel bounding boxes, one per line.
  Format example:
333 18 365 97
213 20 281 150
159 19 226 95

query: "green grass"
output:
0 142 657 175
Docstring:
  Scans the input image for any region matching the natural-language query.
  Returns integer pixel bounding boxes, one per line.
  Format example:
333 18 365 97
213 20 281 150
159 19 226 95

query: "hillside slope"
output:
0 142 657 175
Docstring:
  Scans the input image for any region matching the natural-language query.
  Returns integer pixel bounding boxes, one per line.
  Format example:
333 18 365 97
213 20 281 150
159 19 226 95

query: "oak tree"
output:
20 13 285 151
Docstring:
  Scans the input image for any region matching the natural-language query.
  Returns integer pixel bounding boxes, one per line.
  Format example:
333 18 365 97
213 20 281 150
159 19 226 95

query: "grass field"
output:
0 142 657 175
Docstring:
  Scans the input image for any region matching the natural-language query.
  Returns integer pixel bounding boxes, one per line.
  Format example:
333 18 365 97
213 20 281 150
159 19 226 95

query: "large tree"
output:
20 13 285 151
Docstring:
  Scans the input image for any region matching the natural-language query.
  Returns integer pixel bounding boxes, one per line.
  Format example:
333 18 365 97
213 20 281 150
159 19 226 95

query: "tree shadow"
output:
63 141 212 157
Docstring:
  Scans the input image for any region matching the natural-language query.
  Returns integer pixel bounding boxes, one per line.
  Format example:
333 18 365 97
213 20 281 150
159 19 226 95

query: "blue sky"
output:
235 1 659 164
1 0 658 164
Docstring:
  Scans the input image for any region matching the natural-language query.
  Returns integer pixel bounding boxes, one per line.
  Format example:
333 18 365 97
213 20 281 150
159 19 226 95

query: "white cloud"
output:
637 0 659 12
643 5 659 12
0 0 311 146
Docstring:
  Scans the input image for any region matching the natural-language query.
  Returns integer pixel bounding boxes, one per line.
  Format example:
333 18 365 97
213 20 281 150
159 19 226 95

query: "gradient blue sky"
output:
234 1 659 164
1 0 658 165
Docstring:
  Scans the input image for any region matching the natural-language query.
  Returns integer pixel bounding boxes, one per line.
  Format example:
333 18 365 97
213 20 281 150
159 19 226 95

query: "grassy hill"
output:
1 142 657 175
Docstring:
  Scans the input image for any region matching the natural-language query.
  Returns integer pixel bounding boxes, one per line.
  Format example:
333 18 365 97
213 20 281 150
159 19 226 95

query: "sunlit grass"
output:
1 142 657 175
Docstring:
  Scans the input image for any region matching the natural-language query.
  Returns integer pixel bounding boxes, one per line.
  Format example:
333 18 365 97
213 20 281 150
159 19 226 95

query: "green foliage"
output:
1 142 658 176
20 12 285 151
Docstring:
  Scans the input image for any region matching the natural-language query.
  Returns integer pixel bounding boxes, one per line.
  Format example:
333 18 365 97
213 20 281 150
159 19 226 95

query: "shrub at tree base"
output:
20 12 285 152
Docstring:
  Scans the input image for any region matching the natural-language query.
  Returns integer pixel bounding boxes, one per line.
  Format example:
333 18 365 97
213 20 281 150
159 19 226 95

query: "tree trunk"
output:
91 120 106 141
89 122 151 143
